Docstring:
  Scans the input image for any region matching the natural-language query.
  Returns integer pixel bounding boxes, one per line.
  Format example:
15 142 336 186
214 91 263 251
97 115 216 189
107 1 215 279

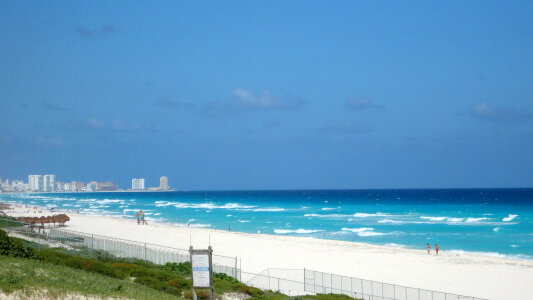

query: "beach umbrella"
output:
50 215 58 226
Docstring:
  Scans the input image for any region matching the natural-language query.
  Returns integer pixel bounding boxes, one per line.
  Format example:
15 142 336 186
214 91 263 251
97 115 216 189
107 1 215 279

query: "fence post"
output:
304 268 306 292
278 277 280 292
350 277 353 298
268 269 271 290
144 243 147 261
234 256 238 278
322 272 324 293
91 234 94 249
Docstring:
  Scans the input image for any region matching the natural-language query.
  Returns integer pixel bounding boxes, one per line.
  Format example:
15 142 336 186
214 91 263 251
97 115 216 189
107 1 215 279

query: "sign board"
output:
189 246 214 300
192 253 211 287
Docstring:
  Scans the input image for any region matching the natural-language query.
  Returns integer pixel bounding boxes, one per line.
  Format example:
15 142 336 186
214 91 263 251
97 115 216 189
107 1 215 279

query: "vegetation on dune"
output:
0 228 42 259
0 255 179 300
0 228 362 300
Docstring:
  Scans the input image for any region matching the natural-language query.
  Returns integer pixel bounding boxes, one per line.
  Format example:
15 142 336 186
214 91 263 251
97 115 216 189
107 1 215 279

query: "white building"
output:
160 176 168 190
28 175 42 192
43 174 56 192
132 178 145 190
11 180 29 192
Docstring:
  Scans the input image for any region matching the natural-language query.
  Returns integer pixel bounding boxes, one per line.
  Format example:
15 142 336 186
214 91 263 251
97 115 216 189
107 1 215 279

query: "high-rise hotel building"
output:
28 174 56 192
132 178 145 190
160 176 168 190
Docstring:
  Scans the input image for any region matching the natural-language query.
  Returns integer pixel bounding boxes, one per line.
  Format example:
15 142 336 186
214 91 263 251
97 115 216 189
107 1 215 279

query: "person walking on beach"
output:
426 243 431 254
136 210 145 225
228 225 231 231
435 244 439 255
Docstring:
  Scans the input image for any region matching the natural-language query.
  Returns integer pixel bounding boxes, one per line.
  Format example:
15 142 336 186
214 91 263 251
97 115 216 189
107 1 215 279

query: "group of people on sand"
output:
426 243 439 255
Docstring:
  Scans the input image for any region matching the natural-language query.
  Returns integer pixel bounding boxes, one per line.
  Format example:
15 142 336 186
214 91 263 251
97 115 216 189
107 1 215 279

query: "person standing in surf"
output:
426 243 431 254
435 244 439 255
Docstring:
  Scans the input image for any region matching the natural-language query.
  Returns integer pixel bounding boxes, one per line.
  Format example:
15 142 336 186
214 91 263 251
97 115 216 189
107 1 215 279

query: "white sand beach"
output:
2 205 533 300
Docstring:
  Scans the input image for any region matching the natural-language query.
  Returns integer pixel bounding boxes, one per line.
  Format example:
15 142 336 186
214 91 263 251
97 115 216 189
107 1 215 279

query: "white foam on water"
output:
502 214 518 222
465 217 489 223
447 218 464 222
238 220 251 223
304 213 350 218
321 207 336 211
340 227 394 237
353 212 388 218
420 216 447 221
378 219 403 224
493 227 501 232
510 244 519 248
154 201 256 210
251 208 285 212
274 229 322 234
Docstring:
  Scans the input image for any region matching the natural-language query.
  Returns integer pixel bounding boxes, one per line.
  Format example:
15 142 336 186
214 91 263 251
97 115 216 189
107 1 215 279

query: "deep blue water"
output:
1 189 532 259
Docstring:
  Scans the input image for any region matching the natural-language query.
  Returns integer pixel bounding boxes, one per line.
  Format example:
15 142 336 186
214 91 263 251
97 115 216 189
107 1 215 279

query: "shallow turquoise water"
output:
1 189 532 259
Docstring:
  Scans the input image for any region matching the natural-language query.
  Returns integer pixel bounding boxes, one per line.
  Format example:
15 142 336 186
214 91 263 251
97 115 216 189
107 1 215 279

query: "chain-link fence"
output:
304 269 488 300
1 218 240 279
240 268 487 300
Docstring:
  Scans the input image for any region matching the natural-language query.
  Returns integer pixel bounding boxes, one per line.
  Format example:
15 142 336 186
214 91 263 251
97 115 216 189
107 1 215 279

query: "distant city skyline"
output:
0 174 170 193
1 1 532 190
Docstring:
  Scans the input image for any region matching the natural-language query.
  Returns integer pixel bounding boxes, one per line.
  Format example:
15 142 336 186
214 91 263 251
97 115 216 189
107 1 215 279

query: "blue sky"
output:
1 1 532 190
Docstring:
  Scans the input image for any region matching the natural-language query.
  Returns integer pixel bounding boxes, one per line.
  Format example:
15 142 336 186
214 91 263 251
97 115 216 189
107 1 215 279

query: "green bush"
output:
0 229 42 259
164 261 191 275
214 272 240 284
41 249 125 279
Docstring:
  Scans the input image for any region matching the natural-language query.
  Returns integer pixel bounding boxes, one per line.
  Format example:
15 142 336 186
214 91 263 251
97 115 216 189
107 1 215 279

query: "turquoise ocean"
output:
1 189 532 259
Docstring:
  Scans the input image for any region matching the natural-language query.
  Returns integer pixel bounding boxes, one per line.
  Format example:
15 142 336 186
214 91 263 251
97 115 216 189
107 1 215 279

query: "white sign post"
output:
190 246 214 300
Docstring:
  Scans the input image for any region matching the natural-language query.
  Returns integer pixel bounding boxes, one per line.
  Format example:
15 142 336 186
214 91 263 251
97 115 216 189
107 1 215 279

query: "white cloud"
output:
470 102 531 123
205 89 306 113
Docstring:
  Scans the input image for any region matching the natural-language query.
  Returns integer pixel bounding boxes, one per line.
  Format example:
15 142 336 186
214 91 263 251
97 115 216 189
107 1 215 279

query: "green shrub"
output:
214 272 240 284
0 229 42 259
85 261 125 279
164 261 191 275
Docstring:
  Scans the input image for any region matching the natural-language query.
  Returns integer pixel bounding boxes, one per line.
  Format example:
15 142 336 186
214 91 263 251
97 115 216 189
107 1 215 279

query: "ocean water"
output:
1 189 532 259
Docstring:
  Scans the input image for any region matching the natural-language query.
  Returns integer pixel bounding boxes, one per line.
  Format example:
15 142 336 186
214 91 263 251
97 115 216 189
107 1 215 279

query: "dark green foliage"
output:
0 229 42 259
131 267 190 295
164 261 192 275
41 249 126 279
213 272 240 284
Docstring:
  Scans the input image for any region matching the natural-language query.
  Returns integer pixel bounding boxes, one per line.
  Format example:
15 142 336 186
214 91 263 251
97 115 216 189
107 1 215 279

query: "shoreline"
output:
2 202 533 299
2 201 532 262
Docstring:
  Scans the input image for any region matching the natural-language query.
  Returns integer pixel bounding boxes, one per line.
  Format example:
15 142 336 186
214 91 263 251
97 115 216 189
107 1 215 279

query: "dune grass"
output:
0 255 179 299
